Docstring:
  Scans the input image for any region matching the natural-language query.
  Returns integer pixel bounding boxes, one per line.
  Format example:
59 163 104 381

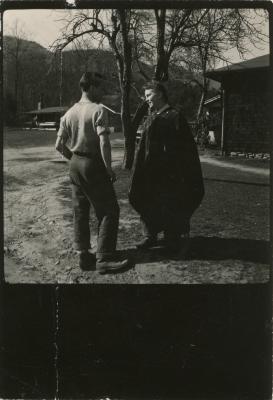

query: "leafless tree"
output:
183 8 269 121
138 8 269 121
3 20 31 117
152 9 208 81
51 9 137 168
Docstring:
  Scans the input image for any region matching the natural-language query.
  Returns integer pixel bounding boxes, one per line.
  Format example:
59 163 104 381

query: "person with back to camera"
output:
55 71 129 273
129 80 204 256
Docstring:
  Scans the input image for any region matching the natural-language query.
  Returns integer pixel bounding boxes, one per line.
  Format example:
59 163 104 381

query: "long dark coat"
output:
128 105 204 234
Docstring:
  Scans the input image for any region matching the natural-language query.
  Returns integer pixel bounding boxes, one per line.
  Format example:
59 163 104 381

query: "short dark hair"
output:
143 80 168 102
79 71 104 91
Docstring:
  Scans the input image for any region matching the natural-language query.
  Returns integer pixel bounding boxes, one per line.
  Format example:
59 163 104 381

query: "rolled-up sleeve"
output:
57 116 69 142
95 107 109 135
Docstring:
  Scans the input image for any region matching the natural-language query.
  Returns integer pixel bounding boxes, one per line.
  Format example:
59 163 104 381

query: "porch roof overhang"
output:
206 54 270 83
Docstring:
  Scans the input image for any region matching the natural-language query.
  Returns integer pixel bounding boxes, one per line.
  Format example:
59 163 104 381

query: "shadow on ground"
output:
55 179 72 222
3 172 26 189
204 177 269 187
117 236 270 265
189 236 270 264
10 157 54 163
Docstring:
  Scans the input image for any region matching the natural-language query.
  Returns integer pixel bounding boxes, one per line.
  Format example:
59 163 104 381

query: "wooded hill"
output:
3 35 218 125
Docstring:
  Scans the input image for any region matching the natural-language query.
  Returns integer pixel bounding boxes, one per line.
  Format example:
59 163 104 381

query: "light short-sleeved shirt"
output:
57 101 109 154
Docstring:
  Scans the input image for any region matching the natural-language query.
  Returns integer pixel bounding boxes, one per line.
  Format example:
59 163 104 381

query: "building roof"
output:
206 54 270 82
25 106 69 115
25 102 121 116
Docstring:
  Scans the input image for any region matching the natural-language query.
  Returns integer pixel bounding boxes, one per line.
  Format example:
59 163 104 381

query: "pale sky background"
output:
3 8 270 67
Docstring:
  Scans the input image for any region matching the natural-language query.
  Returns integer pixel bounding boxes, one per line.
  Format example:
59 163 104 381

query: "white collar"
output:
156 103 170 115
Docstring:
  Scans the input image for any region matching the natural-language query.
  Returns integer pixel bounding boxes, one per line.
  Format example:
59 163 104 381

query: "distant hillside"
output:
3 36 53 123
3 35 210 121
3 35 50 55
62 48 155 86
3 34 203 92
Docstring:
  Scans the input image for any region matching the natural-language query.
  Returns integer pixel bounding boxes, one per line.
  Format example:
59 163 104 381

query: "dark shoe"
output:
136 236 157 249
79 251 96 270
96 258 129 274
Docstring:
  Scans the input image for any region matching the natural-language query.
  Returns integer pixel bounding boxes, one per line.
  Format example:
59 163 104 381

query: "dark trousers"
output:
69 154 119 261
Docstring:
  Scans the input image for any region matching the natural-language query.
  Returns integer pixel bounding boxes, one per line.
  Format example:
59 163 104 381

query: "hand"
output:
107 168 116 183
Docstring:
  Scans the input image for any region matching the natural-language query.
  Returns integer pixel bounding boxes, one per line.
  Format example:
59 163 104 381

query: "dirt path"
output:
3 130 270 284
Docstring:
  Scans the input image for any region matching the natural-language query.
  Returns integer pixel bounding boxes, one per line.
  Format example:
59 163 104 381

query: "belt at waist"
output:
74 151 96 158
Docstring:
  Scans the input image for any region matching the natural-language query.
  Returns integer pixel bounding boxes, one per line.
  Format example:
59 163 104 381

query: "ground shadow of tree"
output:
55 178 72 223
116 236 270 265
204 177 269 187
3 172 26 190
10 157 54 163
188 236 270 264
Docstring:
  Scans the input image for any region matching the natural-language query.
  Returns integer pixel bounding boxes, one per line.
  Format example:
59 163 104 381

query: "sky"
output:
3 10 70 49
3 8 270 66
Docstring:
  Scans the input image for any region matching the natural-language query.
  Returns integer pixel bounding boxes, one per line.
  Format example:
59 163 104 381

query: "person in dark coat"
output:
129 81 204 254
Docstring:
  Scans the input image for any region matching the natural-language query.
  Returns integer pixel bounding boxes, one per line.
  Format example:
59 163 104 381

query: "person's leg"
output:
141 217 158 238
71 155 128 273
71 183 96 269
69 155 96 269
71 181 91 251
136 216 158 249
84 176 129 273
161 191 190 254
135 186 162 249
164 215 191 256
93 182 120 261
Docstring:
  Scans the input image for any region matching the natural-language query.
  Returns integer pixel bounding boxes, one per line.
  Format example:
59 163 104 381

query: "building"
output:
24 106 68 129
24 98 121 132
206 54 271 154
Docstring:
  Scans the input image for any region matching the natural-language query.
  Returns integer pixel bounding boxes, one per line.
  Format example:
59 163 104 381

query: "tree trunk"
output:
14 68 19 122
116 9 135 170
114 51 135 170
154 53 170 81
196 90 205 122
14 40 22 123
121 85 135 169
196 77 208 122
154 9 169 81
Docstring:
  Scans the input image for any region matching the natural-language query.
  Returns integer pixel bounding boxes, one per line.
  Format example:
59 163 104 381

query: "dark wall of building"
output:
223 70 271 154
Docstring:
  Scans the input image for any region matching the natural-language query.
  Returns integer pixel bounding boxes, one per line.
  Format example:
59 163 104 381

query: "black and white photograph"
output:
1 2 272 399
3 5 271 284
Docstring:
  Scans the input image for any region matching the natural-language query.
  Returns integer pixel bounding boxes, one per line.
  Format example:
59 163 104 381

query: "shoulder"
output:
161 107 180 127
165 107 190 133
172 107 189 125
172 106 187 118
88 103 108 118
62 104 78 119
161 107 179 120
